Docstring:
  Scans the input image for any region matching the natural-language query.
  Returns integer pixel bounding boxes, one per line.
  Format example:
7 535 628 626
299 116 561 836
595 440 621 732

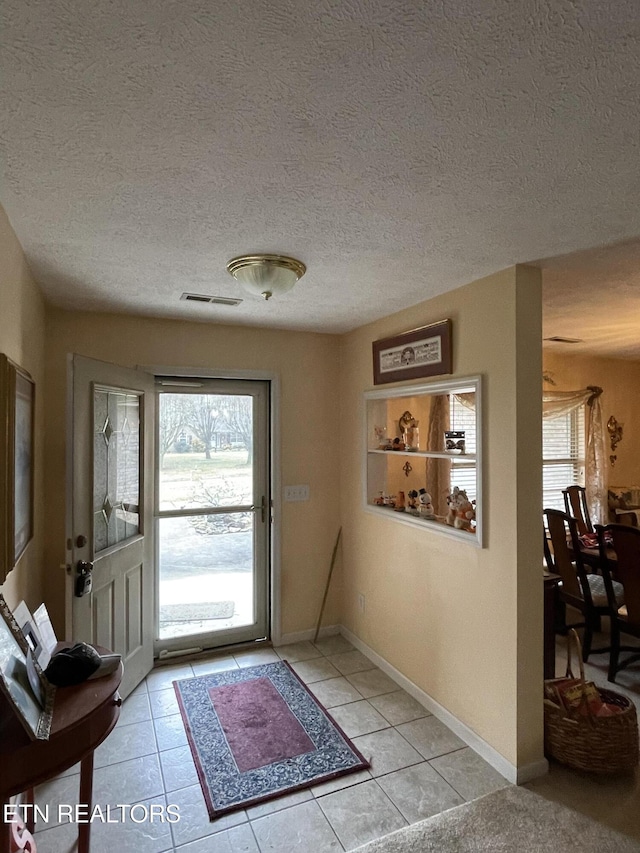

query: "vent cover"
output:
180 292 242 307
544 336 583 344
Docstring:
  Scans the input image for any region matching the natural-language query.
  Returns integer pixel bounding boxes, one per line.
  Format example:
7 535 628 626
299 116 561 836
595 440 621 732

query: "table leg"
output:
78 751 94 853
25 787 34 834
0 803 9 853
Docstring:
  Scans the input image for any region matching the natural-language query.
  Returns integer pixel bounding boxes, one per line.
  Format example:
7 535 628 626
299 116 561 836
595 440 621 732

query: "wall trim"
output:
339 626 548 785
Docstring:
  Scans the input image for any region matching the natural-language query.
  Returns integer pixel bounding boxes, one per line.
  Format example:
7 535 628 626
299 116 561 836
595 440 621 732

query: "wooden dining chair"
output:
596 523 640 682
544 509 622 661
562 485 593 536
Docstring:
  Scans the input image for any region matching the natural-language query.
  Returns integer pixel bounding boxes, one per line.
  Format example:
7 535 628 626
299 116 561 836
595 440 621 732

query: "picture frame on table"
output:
372 320 452 385
0 595 54 741
0 354 35 581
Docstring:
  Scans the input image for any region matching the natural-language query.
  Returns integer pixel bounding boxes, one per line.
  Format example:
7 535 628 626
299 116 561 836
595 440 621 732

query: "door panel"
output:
71 355 155 698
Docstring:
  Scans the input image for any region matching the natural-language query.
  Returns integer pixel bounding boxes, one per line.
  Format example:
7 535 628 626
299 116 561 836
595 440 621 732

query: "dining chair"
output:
562 485 593 536
544 509 623 662
596 523 640 682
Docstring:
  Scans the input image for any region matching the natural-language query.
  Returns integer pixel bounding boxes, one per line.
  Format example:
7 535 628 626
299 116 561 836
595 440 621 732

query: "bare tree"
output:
184 395 222 459
158 394 185 467
223 395 253 461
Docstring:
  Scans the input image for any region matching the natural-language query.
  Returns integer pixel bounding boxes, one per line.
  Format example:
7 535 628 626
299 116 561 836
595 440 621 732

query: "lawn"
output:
159 451 253 510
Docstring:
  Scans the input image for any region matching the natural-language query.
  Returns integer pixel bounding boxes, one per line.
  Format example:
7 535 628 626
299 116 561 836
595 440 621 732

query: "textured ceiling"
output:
1 1 640 352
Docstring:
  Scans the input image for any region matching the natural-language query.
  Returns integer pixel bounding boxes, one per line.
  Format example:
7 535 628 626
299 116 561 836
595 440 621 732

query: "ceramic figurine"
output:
418 488 435 519
394 490 406 512
407 490 419 513
446 487 475 531
391 437 405 451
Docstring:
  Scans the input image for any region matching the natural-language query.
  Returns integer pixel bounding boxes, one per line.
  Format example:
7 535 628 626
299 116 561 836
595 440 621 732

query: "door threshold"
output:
153 637 272 668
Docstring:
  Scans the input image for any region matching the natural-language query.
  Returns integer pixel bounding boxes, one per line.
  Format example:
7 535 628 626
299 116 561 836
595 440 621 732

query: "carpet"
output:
159 601 235 623
173 660 369 819
351 785 640 853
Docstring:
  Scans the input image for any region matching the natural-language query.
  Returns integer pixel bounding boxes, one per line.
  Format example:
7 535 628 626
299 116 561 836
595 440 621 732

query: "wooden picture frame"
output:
372 320 452 385
0 595 54 741
0 354 35 581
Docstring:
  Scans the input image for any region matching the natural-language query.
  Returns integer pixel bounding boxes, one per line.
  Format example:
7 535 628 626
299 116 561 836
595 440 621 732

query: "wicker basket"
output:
544 629 639 774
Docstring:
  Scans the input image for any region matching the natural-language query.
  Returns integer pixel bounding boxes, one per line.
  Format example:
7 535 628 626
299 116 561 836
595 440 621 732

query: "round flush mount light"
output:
226 254 306 301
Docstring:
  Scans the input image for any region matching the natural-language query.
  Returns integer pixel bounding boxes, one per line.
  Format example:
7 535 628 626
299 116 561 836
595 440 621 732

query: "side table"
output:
0 650 123 853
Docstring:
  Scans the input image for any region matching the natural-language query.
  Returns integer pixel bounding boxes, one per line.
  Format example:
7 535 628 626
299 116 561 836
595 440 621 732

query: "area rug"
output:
159 601 235 623
173 660 369 819
351 785 640 853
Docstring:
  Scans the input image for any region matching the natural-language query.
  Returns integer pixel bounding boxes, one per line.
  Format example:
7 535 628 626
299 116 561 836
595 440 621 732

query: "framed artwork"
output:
372 320 452 385
0 595 54 741
0 354 35 581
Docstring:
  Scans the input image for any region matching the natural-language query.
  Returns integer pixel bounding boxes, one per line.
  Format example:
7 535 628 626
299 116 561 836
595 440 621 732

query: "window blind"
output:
542 406 585 510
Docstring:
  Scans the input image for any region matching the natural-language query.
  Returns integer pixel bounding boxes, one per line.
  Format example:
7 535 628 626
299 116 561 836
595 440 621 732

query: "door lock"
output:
75 560 94 598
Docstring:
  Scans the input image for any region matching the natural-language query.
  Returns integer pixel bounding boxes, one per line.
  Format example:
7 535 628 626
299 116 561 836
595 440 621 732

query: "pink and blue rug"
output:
173 660 369 819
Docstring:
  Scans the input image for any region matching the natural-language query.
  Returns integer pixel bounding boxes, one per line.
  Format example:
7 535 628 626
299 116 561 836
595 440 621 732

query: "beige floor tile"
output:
246 788 313 819
149 686 181 718
176 823 259 852
311 769 372 798
346 668 398 698
146 663 194 692
368 690 430 725
251 799 342 852
159 744 199 792
313 635 355 656
191 655 239 676
351 728 424 777
154 712 189 751
94 718 158 768
317 779 406 850
326 650 375 675
396 716 465 760
169 784 247 848
308 676 363 708
378 762 464 822
233 648 280 667
430 747 511 800
116 691 152 727
274 641 322 662
328 699 390 738
291 657 341 683
93 754 165 806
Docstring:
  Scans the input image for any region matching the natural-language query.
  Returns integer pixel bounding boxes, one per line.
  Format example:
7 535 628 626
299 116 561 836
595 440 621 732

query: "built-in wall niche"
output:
364 376 483 546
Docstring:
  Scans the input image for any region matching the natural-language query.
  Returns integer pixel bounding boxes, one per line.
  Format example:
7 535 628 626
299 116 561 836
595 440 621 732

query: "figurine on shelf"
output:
407 490 419 514
374 425 388 450
446 487 475 531
418 488 435 519
399 411 420 451
374 491 385 506
391 437 405 451
394 491 406 512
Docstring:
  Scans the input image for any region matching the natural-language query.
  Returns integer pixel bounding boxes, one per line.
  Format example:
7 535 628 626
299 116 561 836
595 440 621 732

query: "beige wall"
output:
339 265 543 770
0 207 47 611
544 350 640 486
44 310 341 637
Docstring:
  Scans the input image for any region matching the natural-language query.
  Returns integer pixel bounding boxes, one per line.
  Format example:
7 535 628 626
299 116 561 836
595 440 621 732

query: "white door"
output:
70 355 155 698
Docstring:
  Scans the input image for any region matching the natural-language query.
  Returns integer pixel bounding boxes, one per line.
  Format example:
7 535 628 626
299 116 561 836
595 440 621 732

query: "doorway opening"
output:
154 378 271 655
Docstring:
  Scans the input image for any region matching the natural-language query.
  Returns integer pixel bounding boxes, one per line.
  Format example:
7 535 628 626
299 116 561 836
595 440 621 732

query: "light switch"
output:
284 485 310 502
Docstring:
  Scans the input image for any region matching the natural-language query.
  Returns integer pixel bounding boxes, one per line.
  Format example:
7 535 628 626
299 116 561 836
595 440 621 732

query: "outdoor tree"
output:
158 394 185 466
184 395 222 459
222 395 253 461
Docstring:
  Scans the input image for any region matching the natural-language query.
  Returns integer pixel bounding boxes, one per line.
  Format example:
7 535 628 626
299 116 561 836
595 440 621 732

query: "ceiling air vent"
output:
544 336 584 344
180 292 243 307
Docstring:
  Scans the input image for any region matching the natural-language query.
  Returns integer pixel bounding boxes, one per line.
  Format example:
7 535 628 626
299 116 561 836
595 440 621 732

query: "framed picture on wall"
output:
0 354 35 581
372 320 452 385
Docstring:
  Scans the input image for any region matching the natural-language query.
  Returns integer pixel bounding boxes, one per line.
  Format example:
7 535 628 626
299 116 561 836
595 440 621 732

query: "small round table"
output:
0 654 123 853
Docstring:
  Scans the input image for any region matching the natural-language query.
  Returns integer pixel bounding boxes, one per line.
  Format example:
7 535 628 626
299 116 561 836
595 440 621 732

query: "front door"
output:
155 378 270 654
71 355 155 698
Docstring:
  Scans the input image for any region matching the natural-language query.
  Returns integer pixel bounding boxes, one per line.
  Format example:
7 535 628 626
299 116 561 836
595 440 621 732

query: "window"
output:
450 395 477 502
543 407 585 511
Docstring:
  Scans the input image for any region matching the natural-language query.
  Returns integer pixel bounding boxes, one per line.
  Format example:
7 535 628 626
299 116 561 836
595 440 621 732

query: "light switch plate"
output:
284 485 310 502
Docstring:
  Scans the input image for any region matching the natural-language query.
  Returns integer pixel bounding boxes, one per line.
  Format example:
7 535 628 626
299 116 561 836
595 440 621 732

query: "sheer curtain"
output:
543 386 606 524
425 395 451 515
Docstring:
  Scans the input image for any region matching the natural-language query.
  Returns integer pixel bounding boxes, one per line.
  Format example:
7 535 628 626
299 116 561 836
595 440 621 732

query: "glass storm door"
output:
155 379 270 653
71 355 155 698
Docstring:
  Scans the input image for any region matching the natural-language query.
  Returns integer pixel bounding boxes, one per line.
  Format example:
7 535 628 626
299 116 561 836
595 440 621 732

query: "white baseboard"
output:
339 626 548 785
275 624 341 646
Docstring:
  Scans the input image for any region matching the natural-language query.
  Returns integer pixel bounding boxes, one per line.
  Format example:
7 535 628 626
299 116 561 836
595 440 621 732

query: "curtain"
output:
425 395 451 516
543 386 606 524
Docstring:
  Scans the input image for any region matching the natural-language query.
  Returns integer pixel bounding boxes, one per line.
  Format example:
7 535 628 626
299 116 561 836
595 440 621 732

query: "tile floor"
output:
32 634 509 852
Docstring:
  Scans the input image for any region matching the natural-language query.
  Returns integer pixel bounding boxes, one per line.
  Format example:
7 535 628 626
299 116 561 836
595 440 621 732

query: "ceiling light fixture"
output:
226 254 306 301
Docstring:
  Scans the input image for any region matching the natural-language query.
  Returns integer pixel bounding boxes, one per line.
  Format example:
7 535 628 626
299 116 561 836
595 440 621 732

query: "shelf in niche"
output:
365 503 480 543
367 449 477 461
